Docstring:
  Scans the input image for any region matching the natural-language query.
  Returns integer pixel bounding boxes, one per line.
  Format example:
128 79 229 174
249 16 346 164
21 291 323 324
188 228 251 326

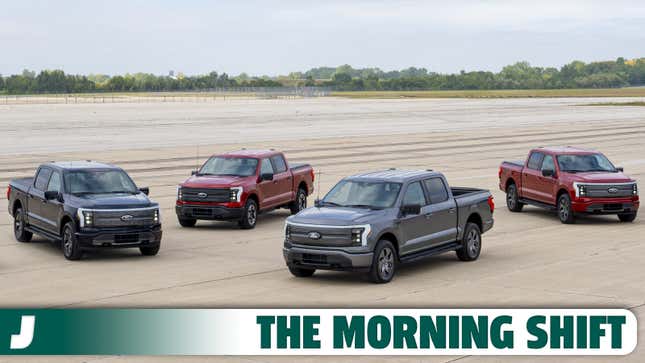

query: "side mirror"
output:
401 204 421 216
191 170 198 176
541 169 555 177
139 187 150 195
44 191 59 200
616 167 624 172
260 173 274 182
314 199 322 207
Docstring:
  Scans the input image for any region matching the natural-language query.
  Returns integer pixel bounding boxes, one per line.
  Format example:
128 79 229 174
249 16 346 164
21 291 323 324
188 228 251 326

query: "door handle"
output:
424 213 432 219
448 208 456 214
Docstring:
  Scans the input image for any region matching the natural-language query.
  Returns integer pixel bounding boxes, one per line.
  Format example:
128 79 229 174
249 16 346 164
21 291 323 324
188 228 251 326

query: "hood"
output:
288 206 389 226
181 174 252 188
565 171 634 184
68 192 155 209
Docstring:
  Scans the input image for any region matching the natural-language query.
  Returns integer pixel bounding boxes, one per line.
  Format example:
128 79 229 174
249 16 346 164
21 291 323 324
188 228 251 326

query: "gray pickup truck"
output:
283 169 494 283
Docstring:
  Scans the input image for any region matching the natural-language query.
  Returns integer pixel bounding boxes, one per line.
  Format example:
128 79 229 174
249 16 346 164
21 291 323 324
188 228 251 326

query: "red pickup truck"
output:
499 147 638 224
175 149 314 229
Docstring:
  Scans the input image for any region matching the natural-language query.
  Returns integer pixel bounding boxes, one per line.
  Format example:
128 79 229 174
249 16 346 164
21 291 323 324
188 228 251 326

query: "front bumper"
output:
76 225 162 249
175 205 244 220
572 197 639 214
283 244 374 272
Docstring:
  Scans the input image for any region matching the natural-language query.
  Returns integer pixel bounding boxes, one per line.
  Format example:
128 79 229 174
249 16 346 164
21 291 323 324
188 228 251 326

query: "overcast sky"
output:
1 0 644 76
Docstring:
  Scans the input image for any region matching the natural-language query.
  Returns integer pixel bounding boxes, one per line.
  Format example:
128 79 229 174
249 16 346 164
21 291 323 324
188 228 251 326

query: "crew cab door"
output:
534 154 558 204
257 158 280 209
40 170 63 234
27 167 56 230
521 151 545 201
270 154 293 206
398 181 432 255
422 177 458 246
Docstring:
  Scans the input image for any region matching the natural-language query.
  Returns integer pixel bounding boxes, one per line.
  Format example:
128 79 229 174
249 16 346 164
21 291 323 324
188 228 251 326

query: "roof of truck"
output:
218 149 280 158
534 146 599 155
347 169 440 183
43 161 119 170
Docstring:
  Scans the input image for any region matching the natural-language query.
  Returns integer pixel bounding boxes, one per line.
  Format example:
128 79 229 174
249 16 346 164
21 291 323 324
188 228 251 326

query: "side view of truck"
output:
176 149 315 229
499 147 639 223
283 169 494 283
7 161 162 260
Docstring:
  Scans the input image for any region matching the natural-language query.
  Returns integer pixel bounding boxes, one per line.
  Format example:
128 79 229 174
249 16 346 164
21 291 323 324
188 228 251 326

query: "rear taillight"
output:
6 185 10 200
310 169 315 182
498 166 502 179
487 195 495 214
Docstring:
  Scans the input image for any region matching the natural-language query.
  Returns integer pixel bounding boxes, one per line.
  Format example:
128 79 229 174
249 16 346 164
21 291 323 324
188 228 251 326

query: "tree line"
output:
1 58 643 94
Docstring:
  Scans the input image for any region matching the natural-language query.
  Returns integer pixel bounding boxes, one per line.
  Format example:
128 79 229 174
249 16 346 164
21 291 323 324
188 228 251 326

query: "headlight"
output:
350 225 371 246
230 187 243 202
77 209 93 228
285 224 291 240
177 186 183 201
633 183 638 196
577 184 587 197
153 209 161 224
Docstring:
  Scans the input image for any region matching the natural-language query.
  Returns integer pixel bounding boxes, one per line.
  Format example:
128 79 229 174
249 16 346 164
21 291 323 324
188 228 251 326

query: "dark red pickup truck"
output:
499 147 638 223
175 149 314 229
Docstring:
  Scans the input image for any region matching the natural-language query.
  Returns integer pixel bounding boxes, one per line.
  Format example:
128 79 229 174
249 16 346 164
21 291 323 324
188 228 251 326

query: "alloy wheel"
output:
467 229 480 257
378 247 394 279
247 204 257 225
298 192 307 211
63 227 73 256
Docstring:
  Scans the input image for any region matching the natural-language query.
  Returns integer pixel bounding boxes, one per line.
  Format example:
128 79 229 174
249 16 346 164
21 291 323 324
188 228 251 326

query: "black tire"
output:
506 184 524 212
290 188 307 215
288 265 315 277
238 198 258 229
369 240 397 283
13 207 33 242
618 212 637 223
62 222 83 260
457 222 482 261
140 245 160 256
557 193 575 224
178 217 197 227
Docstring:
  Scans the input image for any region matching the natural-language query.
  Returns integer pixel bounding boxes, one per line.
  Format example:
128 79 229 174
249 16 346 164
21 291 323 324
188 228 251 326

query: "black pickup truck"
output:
7 161 162 260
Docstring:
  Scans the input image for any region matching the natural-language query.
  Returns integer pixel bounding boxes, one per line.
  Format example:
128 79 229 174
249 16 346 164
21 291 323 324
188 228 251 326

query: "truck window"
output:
402 182 427 206
423 177 449 203
47 171 62 192
270 155 287 173
260 158 274 175
527 152 544 170
34 168 52 191
541 155 555 171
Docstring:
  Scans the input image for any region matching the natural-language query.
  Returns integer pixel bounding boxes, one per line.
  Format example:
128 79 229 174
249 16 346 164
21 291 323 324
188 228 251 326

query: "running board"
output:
399 242 462 263
518 198 556 211
24 226 61 242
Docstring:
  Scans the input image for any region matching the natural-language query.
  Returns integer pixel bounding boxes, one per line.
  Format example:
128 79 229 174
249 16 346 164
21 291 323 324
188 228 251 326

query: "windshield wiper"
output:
320 201 342 207
345 204 380 210
108 190 137 194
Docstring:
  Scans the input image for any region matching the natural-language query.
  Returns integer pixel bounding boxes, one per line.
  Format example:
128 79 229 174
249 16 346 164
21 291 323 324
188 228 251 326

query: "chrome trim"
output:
77 206 159 228
230 186 243 202
285 221 371 246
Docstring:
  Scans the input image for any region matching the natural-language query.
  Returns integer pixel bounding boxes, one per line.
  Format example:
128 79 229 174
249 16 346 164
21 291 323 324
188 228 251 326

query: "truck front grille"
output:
181 187 230 202
583 183 635 198
288 224 354 247
92 209 156 227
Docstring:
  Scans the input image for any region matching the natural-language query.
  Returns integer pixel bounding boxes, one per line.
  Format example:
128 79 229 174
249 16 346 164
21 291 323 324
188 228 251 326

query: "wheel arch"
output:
377 231 399 260
505 177 516 191
466 212 483 232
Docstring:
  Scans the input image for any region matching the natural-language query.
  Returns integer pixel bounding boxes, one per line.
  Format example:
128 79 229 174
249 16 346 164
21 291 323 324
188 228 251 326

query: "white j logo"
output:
10 315 35 350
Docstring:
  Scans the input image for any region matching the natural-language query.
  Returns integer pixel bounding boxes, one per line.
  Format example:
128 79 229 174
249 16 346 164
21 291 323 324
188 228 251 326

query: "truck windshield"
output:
557 154 616 173
65 170 138 195
199 157 258 177
322 180 402 209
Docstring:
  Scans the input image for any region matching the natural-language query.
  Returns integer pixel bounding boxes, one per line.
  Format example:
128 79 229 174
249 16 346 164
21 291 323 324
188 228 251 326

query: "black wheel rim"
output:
14 211 23 236
559 198 569 221
63 227 73 256
247 204 257 225
507 187 516 209
298 192 307 211
378 247 394 279
467 229 480 257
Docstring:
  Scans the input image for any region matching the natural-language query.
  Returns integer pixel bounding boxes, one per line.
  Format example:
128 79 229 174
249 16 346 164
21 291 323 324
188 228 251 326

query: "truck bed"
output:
9 177 33 191
289 162 311 170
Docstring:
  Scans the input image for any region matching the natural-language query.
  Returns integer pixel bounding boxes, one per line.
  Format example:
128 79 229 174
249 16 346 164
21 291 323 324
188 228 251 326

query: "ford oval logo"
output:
197 192 208 198
120 215 134 221
607 187 619 194
307 231 321 240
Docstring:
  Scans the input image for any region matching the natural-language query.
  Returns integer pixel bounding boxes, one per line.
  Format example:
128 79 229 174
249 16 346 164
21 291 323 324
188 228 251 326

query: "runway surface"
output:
1 97 644 362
